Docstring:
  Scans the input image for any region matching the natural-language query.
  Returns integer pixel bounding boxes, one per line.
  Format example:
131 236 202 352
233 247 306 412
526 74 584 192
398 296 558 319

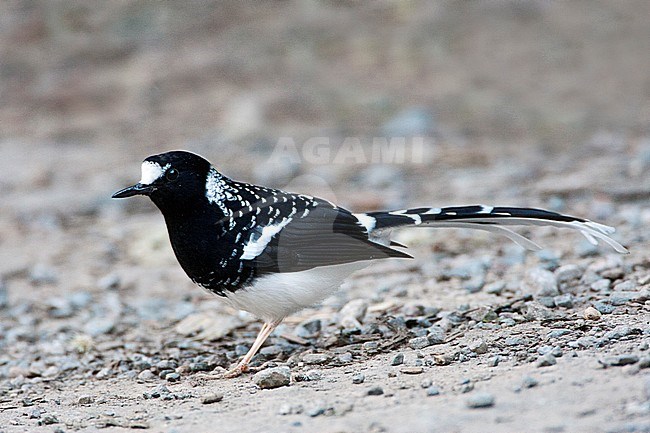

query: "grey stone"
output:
485 281 505 295
84 318 116 337
613 280 636 291
638 357 650 369
590 279 611 292
469 339 488 354
253 366 291 389
97 273 120 291
522 376 538 388
523 268 559 297
338 299 368 327
604 325 634 340
201 393 224 404
391 353 404 366
352 373 365 384
555 264 582 287
137 370 155 381
426 326 445 344
463 277 485 293
77 395 94 405
536 353 557 367
426 386 440 396
547 329 571 339
367 386 384 396
592 301 615 314
302 353 332 365
338 352 353 363
0 279 7 309
292 370 322 382
505 336 526 346
294 319 321 338
409 336 432 350
363 341 379 353
603 354 639 366
39 414 59 425
165 372 180 382
156 360 178 370
553 294 573 308
307 405 326 417
466 392 495 408
537 297 556 308
574 336 598 348
29 264 58 285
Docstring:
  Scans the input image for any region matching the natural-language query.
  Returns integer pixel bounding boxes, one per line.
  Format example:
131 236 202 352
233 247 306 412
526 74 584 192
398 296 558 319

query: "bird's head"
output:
112 150 214 210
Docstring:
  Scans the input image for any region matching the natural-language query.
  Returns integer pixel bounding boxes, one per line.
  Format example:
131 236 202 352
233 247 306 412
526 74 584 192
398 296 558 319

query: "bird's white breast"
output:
223 261 369 323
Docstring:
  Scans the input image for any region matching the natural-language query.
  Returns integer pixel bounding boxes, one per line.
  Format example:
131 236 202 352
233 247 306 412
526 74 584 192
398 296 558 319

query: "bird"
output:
112 150 628 377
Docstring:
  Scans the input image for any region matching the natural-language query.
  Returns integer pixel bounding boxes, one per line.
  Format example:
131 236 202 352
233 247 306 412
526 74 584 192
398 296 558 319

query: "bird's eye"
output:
165 168 179 181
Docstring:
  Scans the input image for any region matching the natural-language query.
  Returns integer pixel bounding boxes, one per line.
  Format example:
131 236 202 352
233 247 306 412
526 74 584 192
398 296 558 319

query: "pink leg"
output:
224 320 280 378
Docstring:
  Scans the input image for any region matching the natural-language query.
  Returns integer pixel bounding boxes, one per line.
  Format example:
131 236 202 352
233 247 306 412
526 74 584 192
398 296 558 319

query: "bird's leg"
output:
224 320 280 378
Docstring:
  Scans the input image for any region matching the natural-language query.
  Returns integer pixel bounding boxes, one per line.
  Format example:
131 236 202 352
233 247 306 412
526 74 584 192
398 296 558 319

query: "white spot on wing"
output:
478 205 494 214
353 213 376 232
241 219 292 260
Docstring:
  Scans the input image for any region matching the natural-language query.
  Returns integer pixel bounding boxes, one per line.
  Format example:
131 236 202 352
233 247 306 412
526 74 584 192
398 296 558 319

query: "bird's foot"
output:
223 363 249 379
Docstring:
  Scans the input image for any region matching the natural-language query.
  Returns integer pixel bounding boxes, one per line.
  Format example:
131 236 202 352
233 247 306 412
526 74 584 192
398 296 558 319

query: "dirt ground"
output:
1 2 650 433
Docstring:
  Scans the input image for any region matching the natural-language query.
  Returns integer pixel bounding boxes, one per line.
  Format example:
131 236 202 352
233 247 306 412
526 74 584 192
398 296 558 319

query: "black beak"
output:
112 183 154 199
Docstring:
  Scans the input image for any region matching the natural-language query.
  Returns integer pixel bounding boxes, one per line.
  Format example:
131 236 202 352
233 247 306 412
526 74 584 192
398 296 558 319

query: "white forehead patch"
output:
139 161 168 185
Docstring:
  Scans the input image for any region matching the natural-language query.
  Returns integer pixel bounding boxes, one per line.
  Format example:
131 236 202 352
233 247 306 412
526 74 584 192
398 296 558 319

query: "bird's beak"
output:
112 183 154 198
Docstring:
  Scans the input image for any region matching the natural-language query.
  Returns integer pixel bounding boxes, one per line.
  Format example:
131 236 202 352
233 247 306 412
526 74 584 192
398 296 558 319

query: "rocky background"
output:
1 1 649 432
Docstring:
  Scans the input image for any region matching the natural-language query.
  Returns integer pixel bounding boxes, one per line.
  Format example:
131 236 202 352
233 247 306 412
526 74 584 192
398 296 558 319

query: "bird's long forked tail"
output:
365 205 629 254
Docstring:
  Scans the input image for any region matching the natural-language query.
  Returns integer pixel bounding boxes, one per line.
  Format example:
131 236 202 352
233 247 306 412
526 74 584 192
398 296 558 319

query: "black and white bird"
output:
112 150 627 377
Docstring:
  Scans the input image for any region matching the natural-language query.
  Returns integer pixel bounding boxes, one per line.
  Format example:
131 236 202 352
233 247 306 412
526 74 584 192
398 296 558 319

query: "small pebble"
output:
137 370 155 381
165 372 180 382
555 264 582 286
408 336 431 350
367 386 384 396
604 325 633 340
553 294 573 308
536 353 557 367
466 392 495 408
638 357 650 369
603 354 639 366
253 366 291 389
592 301 615 314
77 396 94 405
391 353 404 366
363 341 379 353
426 386 440 396
201 393 224 404
352 373 365 384
524 268 559 297
302 353 331 365
39 414 59 425
583 307 602 320
522 376 538 388
469 339 488 354
590 279 611 292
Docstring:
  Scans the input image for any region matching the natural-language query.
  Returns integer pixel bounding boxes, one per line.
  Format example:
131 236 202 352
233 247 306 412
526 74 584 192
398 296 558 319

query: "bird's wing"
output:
238 197 411 274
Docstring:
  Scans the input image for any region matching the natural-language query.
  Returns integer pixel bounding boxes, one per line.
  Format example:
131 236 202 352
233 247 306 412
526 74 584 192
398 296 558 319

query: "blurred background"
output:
2 0 649 214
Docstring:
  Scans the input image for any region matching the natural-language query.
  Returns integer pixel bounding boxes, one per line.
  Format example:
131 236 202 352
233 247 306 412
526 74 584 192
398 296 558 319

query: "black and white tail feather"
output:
356 205 628 254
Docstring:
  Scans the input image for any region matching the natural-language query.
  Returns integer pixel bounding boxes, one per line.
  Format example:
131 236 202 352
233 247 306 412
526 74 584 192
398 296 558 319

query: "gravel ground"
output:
1 2 650 432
